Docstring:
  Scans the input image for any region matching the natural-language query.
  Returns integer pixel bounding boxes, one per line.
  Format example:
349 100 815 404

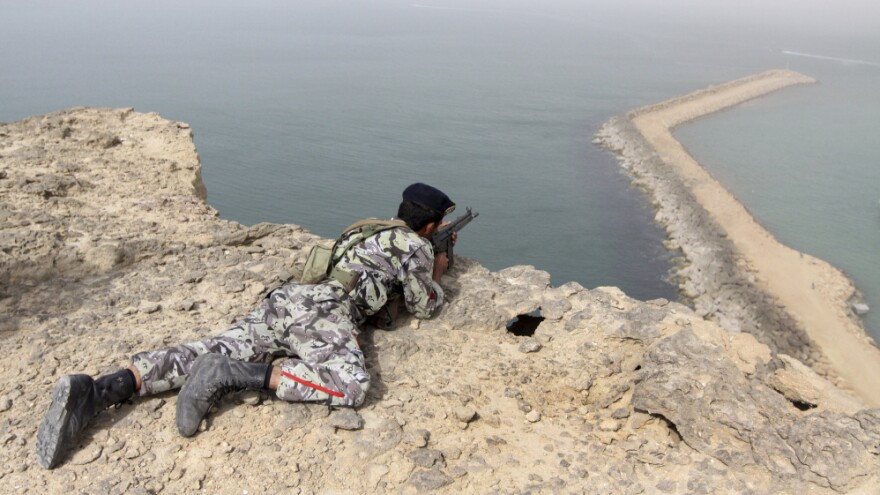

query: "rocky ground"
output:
1 108 879 494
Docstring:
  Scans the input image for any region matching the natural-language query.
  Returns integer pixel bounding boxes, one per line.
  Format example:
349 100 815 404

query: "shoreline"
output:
595 69 880 406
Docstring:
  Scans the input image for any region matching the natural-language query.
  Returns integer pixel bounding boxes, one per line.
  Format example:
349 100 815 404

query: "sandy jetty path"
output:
630 69 880 406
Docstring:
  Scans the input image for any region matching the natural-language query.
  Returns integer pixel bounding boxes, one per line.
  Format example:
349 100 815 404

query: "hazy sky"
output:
633 0 879 33
413 0 880 39
4 0 879 40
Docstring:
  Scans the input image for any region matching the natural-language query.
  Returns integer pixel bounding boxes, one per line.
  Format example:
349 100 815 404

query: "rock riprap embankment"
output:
594 117 821 367
595 70 880 407
1 108 878 494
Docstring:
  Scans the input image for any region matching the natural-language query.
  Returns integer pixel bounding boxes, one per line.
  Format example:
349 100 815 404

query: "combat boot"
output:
176 353 269 437
36 369 135 469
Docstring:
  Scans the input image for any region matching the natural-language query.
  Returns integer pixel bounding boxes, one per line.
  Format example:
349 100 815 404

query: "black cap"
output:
402 183 456 216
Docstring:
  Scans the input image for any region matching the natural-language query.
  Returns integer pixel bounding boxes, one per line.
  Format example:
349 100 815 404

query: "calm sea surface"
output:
2 1 878 338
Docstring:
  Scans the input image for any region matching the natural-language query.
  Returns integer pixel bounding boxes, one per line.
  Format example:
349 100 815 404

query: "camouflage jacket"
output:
331 225 444 321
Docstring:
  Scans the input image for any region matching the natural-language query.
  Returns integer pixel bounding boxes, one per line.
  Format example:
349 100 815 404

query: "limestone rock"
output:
329 409 364 431
518 339 542 354
3 109 877 495
853 303 870 316
632 329 879 492
408 468 453 491
767 354 865 414
403 429 430 448
406 448 445 468
70 445 102 465
453 406 477 423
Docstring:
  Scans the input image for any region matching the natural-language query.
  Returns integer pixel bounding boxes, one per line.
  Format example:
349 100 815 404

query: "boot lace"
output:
205 380 242 408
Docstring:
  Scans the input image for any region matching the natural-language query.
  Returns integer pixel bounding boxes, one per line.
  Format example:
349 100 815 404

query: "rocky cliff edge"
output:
1 108 878 494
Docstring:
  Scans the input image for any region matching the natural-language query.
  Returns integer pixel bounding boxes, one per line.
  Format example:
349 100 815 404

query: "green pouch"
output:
301 243 333 284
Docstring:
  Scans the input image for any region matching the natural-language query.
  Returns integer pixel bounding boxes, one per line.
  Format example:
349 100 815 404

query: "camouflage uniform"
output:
131 226 443 407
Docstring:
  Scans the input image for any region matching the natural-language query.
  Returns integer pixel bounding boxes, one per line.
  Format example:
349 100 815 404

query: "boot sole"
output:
36 376 75 469
176 355 213 438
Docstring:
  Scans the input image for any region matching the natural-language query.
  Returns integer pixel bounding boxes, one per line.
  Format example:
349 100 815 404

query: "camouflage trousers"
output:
131 281 369 407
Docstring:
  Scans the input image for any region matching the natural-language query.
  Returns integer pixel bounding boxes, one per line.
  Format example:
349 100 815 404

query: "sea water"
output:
1 1 877 337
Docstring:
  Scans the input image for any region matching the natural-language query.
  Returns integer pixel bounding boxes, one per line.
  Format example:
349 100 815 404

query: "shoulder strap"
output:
334 218 408 256
341 218 407 235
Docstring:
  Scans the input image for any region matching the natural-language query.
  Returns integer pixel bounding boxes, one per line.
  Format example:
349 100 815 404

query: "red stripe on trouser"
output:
280 370 345 398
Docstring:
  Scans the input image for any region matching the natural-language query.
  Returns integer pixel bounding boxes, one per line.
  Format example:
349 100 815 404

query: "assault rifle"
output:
432 207 478 269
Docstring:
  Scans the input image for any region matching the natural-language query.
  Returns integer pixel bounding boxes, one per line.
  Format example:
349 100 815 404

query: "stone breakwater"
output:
595 116 823 368
594 69 880 406
2 108 880 493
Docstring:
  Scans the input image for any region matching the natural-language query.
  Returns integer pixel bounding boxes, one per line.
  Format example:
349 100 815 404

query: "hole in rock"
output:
648 412 682 443
789 399 817 411
506 309 545 337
